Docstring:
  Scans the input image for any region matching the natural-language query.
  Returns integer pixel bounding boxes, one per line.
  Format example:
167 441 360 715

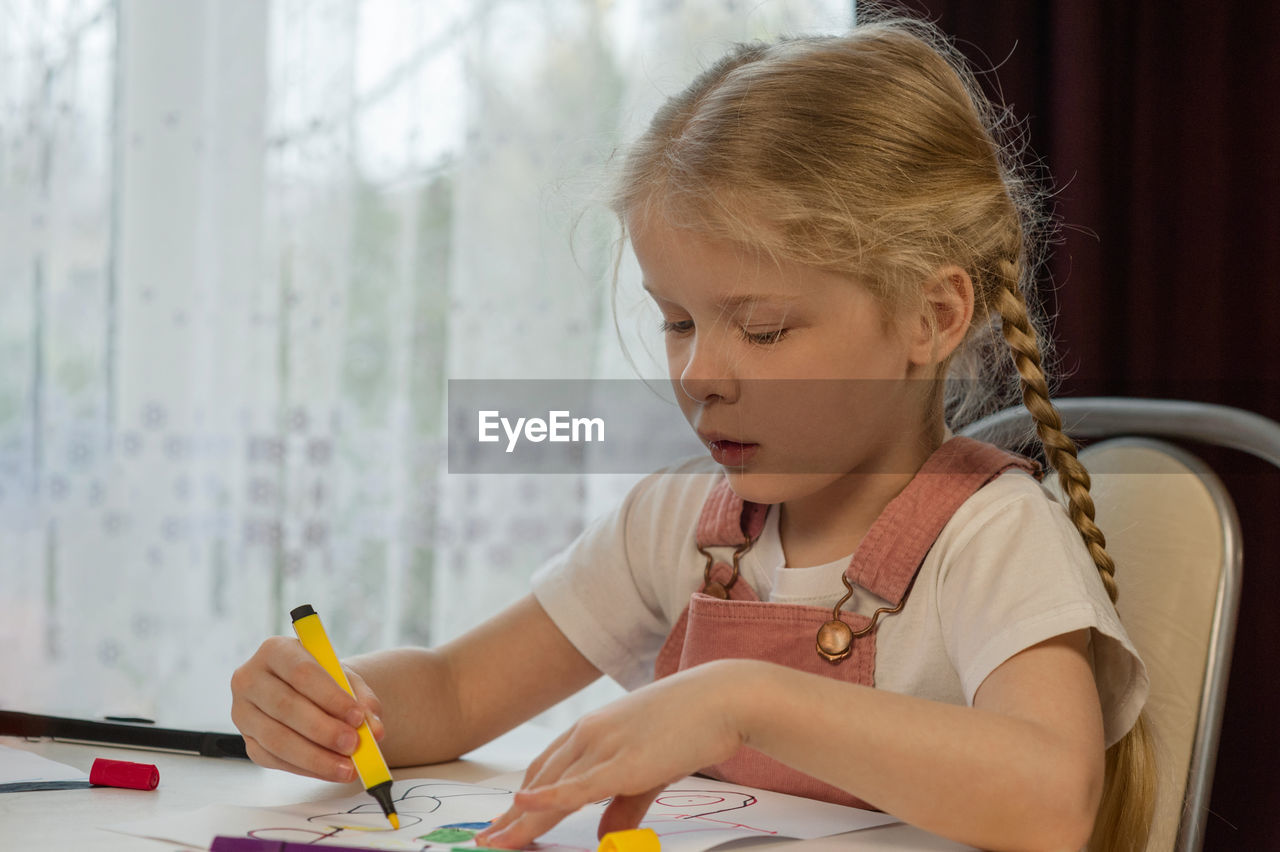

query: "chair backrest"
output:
959 398 1280 851
1060 439 1238 852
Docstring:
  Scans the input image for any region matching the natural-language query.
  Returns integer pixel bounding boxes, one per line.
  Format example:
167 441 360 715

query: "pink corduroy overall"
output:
653 436 1040 809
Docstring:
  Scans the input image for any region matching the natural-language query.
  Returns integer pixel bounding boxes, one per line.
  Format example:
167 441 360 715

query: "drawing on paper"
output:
107 774 898 851
245 781 508 845
240 783 772 849
646 790 773 836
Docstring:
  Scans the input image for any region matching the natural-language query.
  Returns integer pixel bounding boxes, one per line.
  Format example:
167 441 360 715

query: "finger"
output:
263 637 366 728
597 786 665 838
243 733 348 782
477 808 575 850
242 735 328 780
480 724 608 847
474 807 519 844
515 763 610 814
346 668 385 739
479 759 604 849
475 774 583 850
520 724 575 789
237 702 357 783
524 718 614 797
236 665 363 760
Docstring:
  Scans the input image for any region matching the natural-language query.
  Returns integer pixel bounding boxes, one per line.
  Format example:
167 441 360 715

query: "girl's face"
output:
629 211 941 507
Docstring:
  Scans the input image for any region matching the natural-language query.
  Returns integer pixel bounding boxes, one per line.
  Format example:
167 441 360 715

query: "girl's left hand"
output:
475 660 751 849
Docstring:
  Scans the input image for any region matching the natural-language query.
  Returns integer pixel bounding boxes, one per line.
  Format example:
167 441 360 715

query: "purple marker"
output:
210 836 419 852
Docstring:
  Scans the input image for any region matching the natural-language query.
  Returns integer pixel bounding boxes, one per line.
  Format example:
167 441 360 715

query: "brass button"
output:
816 619 853 662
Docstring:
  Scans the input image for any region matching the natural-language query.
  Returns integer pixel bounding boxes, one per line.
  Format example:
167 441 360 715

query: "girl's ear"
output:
908 265 975 367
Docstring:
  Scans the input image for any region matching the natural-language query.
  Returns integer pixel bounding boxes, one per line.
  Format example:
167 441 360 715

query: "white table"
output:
0 730 973 850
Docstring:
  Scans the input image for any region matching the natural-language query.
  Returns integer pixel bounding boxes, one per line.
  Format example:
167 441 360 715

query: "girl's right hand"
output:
229 635 385 782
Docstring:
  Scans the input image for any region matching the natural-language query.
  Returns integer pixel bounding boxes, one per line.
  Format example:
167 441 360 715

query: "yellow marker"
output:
597 828 660 852
291 604 400 830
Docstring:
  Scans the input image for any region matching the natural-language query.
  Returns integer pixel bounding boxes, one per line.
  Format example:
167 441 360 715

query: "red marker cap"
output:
89 757 160 790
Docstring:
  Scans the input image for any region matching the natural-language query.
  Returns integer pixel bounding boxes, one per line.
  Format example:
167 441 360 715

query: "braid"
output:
994 259 1156 850
992 259 1119 603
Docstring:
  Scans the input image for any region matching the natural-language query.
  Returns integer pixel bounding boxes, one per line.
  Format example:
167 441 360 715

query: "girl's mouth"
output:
708 440 759 467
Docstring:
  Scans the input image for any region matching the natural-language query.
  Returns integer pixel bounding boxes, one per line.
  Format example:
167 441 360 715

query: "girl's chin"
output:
720 468 808 505
722 468 856 509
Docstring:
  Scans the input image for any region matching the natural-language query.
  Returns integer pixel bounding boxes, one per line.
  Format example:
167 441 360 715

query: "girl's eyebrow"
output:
641 282 799 311
713 293 798 311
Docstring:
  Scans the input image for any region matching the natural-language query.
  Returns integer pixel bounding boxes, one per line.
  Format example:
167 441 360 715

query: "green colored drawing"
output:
419 827 477 843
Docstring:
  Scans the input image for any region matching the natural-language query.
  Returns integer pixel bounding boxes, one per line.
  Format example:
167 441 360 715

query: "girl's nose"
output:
678 342 739 404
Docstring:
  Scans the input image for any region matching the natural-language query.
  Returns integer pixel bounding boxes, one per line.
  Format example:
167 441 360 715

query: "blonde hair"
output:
613 14 1155 852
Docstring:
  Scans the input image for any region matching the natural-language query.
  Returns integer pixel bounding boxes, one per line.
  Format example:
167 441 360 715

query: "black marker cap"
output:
290 604 316 622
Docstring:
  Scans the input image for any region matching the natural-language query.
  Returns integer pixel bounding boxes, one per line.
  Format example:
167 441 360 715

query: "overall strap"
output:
696 480 769 547
847 436 1039 604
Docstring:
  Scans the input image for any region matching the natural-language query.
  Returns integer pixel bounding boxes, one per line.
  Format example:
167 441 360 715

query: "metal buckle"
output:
816 574 915 663
697 539 753 599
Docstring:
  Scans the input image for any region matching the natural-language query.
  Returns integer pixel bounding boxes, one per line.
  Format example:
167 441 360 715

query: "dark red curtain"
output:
893 1 1280 848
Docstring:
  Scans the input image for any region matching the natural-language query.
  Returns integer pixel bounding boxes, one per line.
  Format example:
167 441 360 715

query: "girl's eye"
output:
659 319 694 335
658 319 787 344
742 327 788 345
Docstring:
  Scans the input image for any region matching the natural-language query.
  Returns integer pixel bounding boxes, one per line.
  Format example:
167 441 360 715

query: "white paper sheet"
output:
0 744 90 783
108 775 899 851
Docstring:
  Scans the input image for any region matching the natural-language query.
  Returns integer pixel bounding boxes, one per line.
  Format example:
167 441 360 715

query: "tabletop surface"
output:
0 728 974 851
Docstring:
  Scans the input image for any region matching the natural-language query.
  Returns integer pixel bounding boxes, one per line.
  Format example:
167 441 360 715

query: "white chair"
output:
961 398 1280 851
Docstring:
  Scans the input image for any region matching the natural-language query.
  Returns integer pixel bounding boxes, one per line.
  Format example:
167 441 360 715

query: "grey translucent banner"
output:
448 379 703 474
447 378 1027 474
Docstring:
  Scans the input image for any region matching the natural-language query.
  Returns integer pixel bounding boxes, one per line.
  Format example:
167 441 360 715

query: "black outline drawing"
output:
245 780 510 845
233 780 797 850
640 789 776 839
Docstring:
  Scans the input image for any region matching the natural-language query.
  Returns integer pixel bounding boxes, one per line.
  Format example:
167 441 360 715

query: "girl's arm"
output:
230 594 601 780
477 630 1104 852
348 594 603 766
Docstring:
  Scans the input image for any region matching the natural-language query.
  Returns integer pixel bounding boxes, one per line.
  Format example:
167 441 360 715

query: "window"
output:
0 0 849 730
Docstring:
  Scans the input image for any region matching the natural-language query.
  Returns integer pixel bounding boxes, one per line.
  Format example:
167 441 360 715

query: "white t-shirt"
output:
531 455 1148 747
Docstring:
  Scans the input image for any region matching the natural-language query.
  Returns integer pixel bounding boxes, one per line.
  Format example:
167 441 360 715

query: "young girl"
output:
230 15 1154 852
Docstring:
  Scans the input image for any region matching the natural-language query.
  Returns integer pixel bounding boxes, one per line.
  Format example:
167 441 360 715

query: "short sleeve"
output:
935 474 1149 747
530 460 719 690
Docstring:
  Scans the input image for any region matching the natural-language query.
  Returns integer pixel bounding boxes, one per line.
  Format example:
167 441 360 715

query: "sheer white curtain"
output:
0 0 850 730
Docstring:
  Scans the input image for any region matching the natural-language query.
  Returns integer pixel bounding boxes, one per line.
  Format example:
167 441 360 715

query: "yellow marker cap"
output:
291 604 399 829
597 828 661 852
